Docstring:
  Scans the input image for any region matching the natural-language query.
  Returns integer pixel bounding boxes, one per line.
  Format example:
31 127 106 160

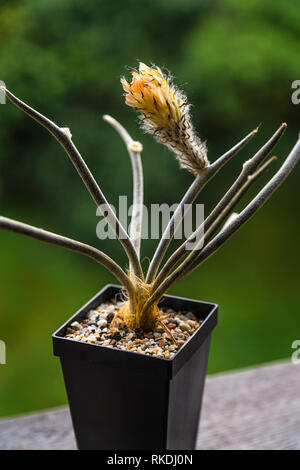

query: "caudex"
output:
1 63 300 343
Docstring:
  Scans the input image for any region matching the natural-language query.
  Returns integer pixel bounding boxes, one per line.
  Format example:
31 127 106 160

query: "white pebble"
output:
88 334 97 342
88 310 98 319
179 322 191 332
97 319 107 328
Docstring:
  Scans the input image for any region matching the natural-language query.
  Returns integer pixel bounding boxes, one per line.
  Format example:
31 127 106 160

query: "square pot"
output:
52 284 218 450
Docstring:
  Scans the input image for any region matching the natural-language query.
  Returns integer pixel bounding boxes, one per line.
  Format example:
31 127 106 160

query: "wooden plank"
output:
0 360 299 450
198 360 300 450
0 407 76 450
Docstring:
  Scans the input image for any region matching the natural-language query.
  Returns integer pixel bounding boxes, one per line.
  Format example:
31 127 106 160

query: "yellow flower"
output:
121 63 180 127
121 63 209 174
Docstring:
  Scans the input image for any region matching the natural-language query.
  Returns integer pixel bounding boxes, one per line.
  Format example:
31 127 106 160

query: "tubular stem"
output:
171 157 277 283
146 128 258 283
141 134 300 318
0 216 134 295
153 124 286 288
2 87 143 279
103 115 144 262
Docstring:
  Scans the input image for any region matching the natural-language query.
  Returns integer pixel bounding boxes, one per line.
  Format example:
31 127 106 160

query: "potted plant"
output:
0 63 299 450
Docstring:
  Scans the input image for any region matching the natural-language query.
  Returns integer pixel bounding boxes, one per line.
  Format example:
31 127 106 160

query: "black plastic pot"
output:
53 284 218 450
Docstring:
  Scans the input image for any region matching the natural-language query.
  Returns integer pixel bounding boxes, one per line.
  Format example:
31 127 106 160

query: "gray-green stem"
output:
153 124 286 288
103 115 144 263
146 128 258 283
169 157 277 284
1 87 143 279
141 134 300 318
0 216 134 295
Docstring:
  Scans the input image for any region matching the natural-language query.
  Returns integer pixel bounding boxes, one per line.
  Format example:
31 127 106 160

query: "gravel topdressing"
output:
64 298 201 359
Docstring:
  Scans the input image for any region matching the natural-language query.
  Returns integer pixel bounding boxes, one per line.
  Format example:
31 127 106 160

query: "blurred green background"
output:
0 0 299 418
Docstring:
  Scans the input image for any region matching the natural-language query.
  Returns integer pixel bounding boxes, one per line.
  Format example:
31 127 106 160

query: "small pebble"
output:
88 310 98 319
107 313 115 323
111 331 122 341
88 334 97 343
179 322 191 332
134 328 144 339
97 319 107 328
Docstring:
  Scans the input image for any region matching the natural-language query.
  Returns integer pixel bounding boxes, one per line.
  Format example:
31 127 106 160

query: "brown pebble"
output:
158 339 165 347
167 323 177 330
110 339 116 345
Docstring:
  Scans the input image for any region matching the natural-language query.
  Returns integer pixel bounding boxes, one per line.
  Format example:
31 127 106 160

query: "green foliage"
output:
0 0 299 417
